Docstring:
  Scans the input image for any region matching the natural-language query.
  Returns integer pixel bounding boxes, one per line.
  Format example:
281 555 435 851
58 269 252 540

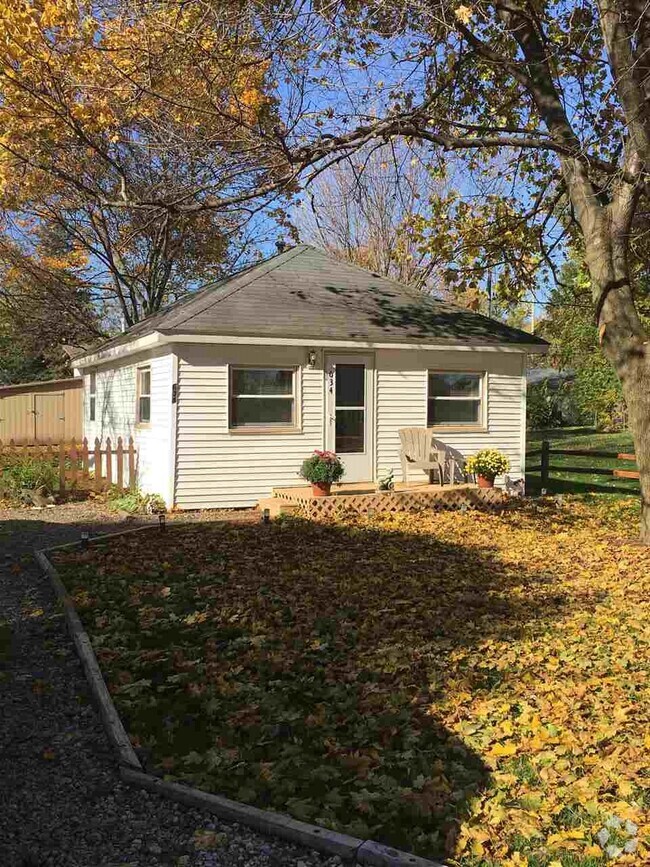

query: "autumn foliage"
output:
54 500 649 865
0 0 283 324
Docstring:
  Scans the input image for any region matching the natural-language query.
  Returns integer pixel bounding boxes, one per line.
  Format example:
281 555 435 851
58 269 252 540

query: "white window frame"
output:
427 370 486 429
136 365 151 425
229 366 299 432
89 371 96 422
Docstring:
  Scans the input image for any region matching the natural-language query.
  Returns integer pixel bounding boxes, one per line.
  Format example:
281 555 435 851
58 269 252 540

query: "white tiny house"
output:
73 246 547 509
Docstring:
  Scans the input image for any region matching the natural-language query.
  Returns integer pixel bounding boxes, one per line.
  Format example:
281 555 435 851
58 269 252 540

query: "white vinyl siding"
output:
82 349 175 504
175 344 323 509
83 340 527 511
376 349 525 485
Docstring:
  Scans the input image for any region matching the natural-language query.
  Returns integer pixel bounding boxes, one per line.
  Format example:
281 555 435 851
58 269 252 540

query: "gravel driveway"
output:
0 502 342 867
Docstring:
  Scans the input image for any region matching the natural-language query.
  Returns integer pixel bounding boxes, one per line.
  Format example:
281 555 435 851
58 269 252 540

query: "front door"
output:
325 354 374 482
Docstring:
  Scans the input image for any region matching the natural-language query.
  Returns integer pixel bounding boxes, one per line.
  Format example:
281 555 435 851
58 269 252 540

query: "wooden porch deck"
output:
260 480 509 519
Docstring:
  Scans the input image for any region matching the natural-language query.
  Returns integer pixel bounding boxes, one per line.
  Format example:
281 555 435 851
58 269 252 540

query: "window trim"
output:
89 371 96 422
427 370 487 431
228 365 300 434
136 365 152 426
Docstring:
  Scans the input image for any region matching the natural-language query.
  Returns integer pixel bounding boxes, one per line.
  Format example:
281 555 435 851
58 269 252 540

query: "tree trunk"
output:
582 226 650 543
614 349 650 543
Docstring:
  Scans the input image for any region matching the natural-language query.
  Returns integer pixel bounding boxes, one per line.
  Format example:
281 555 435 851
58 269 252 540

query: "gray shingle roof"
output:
84 245 548 357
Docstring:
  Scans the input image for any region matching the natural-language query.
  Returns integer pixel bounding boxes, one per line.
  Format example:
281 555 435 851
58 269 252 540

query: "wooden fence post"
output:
116 436 124 492
59 441 66 492
128 437 136 490
540 439 550 490
105 437 113 489
81 438 89 484
69 438 78 488
94 438 102 492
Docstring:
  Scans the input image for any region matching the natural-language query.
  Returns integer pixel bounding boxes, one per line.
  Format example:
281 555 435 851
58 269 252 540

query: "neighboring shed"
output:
0 378 83 444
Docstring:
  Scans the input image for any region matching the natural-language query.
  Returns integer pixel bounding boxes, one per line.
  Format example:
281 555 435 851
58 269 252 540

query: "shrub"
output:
526 380 565 429
572 355 626 430
108 487 167 514
465 449 510 482
299 450 345 484
0 456 58 498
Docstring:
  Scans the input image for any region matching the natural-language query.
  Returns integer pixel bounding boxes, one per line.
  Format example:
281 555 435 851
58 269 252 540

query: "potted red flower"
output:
299 450 345 497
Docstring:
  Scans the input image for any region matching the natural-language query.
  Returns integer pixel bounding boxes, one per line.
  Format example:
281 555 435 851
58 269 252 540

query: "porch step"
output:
257 497 301 518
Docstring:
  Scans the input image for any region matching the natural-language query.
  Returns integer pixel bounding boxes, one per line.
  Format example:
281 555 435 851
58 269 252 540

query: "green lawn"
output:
526 427 638 495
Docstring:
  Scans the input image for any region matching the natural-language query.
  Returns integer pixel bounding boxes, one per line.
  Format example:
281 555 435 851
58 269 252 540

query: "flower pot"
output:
311 481 331 497
477 474 495 489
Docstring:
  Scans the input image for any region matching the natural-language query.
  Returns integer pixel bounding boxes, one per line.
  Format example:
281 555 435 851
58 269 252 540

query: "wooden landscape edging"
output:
35 530 446 867
34 545 143 771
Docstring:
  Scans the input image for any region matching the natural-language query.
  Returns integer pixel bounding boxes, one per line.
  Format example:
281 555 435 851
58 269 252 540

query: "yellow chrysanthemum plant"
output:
465 449 510 487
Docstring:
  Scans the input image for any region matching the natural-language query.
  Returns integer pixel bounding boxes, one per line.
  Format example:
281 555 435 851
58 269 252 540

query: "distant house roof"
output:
527 367 575 386
77 245 548 361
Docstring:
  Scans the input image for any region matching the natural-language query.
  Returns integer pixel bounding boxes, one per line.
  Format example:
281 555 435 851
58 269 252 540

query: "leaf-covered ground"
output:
53 499 649 866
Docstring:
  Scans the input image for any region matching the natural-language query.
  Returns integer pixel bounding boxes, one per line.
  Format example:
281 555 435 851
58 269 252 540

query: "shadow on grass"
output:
53 514 578 859
525 473 639 497
527 426 598 443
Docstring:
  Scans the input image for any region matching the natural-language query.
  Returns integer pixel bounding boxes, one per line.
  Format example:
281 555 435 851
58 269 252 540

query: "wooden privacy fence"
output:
527 439 639 488
0 437 136 493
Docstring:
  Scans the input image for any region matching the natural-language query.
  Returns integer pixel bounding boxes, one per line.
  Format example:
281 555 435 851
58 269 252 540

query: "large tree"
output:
6 1 649 536
266 0 650 541
0 0 286 325
0 230 101 382
318 0 650 539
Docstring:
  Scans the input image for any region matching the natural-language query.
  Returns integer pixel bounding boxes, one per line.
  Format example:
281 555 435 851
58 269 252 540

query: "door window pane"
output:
335 364 365 407
336 409 364 453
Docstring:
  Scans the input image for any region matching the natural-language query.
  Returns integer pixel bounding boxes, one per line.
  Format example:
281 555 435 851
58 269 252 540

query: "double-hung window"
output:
427 372 484 426
230 367 296 429
89 372 96 422
137 366 151 424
